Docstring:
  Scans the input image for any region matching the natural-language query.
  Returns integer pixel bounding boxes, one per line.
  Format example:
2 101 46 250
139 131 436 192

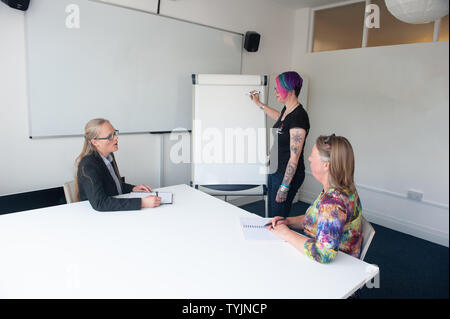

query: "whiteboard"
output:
192 75 268 188
25 0 242 137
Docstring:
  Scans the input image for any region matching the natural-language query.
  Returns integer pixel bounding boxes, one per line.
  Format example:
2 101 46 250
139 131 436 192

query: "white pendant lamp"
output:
385 0 449 24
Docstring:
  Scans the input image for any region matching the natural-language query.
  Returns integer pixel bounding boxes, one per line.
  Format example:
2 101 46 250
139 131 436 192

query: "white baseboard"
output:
362 208 449 247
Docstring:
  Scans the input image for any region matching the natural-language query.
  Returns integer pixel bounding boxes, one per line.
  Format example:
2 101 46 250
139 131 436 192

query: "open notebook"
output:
239 217 284 242
129 192 173 204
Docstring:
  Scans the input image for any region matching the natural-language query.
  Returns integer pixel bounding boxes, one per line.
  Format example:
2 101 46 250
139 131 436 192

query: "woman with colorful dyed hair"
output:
266 135 363 264
250 71 310 218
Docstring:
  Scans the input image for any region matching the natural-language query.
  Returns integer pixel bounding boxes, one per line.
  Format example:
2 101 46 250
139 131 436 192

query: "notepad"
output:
129 192 173 204
239 217 284 241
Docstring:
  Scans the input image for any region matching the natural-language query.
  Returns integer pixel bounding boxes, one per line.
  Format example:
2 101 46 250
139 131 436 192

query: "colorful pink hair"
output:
275 71 303 100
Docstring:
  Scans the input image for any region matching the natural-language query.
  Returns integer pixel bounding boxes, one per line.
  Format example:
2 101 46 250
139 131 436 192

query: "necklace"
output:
281 102 300 121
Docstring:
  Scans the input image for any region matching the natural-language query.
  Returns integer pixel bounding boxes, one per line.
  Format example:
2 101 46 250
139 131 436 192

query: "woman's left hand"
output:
276 187 288 203
132 184 153 193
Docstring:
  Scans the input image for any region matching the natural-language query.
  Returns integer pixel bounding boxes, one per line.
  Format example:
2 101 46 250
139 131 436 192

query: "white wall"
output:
160 0 295 75
292 8 449 246
0 0 295 196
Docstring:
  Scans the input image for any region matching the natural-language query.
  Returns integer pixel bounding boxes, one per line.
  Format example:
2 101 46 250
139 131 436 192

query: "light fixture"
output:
385 0 449 24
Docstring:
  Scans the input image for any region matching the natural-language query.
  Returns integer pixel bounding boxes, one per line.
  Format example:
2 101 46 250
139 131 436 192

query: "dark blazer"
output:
77 152 141 211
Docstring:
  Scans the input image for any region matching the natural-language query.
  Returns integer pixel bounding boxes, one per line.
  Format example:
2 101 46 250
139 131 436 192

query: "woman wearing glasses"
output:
266 135 363 264
250 71 310 218
74 118 161 211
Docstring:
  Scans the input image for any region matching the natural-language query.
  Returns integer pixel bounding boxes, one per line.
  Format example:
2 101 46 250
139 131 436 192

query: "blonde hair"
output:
316 134 356 193
74 118 122 201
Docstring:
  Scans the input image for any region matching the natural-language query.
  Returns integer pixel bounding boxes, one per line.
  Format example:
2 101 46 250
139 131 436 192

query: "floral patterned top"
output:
303 188 363 264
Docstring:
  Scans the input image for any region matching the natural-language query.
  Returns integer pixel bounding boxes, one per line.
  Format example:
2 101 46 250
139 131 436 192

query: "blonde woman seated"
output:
267 134 363 264
75 118 161 211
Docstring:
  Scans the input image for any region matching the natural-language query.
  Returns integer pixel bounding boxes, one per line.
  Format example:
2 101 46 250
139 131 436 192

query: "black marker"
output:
264 217 285 227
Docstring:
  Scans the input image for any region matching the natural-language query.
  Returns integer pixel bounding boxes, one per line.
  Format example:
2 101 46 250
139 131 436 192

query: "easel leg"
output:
264 194 268 218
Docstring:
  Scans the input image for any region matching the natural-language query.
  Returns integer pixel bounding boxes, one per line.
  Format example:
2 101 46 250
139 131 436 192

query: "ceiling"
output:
270 0 351 9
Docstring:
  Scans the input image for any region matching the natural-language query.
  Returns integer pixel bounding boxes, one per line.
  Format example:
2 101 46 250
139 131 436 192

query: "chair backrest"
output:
360 216 375 261
63 181 78 204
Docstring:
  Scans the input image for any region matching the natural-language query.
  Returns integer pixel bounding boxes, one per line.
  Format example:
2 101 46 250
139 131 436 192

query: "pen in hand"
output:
264 217 285 227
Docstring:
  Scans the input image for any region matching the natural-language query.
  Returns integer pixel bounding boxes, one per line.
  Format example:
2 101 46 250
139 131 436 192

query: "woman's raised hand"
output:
249 90 262 107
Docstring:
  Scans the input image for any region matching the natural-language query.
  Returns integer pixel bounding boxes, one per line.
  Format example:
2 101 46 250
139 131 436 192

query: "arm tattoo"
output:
278 161 298 202
277 187 289 202
282 130 305 187
292 133 302 144
290 132 303 156
282 161 298 186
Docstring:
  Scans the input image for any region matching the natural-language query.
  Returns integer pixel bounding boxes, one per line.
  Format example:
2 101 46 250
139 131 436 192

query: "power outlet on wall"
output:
407 190 423 202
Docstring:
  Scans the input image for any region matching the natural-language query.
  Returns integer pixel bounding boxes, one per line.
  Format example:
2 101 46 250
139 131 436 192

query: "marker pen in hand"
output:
264 217 285 227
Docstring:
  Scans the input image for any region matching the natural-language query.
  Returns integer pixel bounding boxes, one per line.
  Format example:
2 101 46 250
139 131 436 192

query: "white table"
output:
0 184 378 299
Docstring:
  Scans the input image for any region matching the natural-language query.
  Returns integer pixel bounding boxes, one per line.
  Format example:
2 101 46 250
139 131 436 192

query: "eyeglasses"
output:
324 134 336 145
94 129 119 141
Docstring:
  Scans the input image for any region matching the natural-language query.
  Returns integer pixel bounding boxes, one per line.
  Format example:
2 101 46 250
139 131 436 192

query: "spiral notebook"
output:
239 217 284 241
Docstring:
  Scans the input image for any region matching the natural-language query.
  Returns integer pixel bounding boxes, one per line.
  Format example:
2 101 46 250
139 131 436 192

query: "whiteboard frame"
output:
91 0 244 37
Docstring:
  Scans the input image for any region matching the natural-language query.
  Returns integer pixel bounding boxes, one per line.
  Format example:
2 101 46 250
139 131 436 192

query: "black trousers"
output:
268 170 305 218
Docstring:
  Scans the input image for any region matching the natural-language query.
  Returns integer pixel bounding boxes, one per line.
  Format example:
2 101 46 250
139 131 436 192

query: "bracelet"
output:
259 104 265 110
281 184 291 189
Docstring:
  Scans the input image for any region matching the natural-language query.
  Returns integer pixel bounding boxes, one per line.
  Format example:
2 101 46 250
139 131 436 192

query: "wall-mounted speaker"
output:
244 31 260 52
1 0 30 11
